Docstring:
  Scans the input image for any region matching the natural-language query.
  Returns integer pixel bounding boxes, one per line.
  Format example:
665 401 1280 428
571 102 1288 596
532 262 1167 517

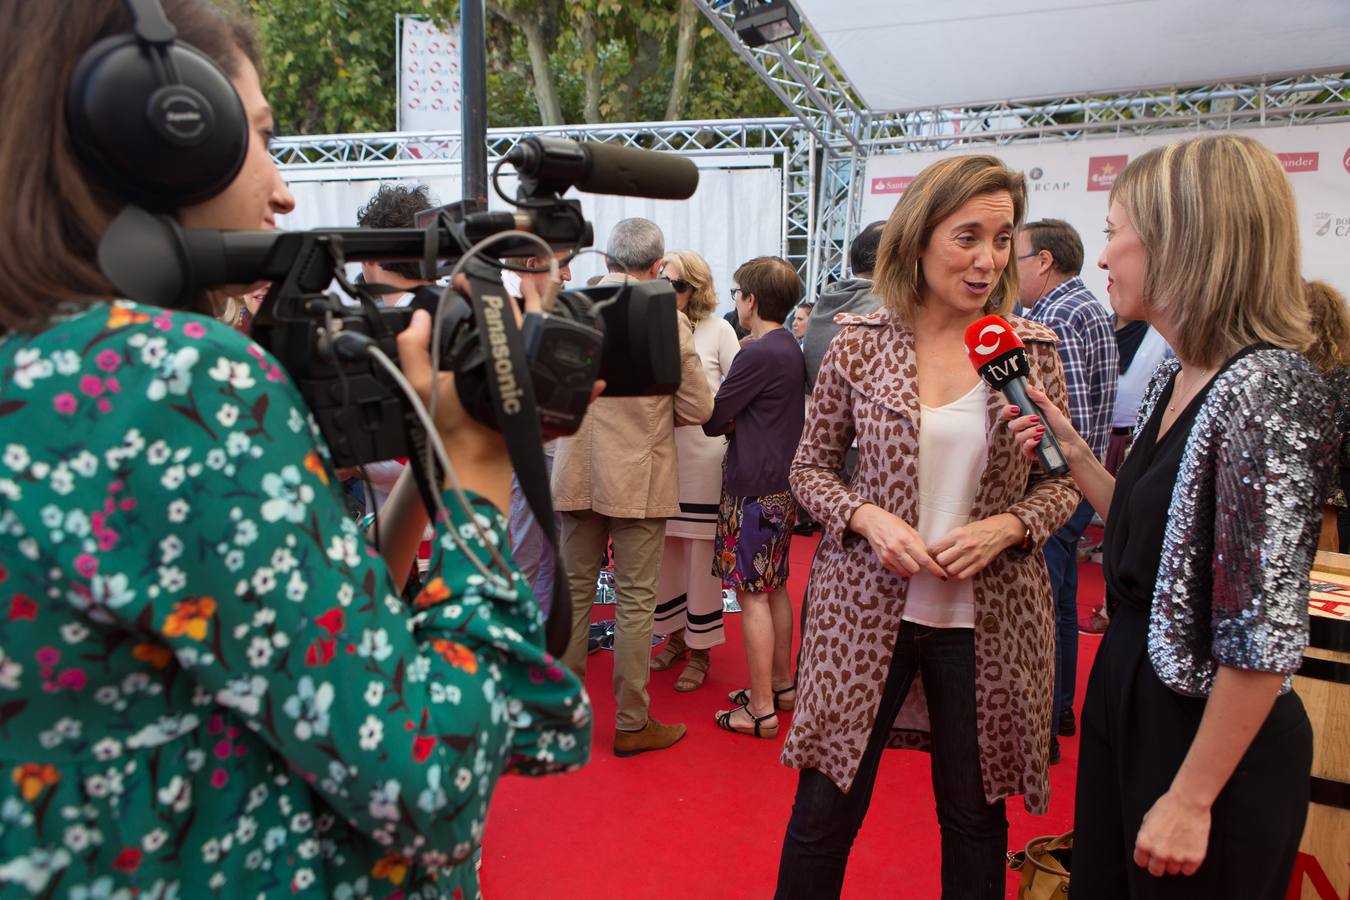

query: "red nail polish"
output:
1029 416 1040 423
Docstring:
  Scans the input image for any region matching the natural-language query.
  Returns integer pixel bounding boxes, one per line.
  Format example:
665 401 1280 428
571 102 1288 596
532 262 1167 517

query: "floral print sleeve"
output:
0 302 590 899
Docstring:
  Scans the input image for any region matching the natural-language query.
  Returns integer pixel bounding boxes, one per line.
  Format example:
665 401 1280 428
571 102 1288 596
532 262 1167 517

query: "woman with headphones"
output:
0 1 589 896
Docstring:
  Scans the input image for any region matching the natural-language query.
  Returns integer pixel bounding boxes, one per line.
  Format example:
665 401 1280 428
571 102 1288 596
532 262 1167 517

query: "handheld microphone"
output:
963 315 1070 476
507 136 699 200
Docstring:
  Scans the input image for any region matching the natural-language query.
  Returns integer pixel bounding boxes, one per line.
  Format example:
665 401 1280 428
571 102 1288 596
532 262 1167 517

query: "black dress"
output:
1070 355 1314 899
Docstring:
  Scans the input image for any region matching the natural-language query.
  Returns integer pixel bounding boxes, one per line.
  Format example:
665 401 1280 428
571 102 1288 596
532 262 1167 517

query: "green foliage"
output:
248 0 784 134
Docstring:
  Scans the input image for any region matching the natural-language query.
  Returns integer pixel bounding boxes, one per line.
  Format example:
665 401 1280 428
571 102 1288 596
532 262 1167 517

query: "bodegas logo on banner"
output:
1276 152 1319 173
871 176 915 195
1087 155 1128 192
1313 211 1350 238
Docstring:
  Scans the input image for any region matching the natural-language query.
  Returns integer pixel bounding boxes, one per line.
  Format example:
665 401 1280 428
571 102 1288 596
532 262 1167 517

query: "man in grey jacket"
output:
801 221 885 388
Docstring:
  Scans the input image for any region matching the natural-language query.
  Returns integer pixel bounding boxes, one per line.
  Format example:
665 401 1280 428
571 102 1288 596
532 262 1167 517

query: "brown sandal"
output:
727 683 796 711
673 649 710 692
650 633 689 672
714 703 778 738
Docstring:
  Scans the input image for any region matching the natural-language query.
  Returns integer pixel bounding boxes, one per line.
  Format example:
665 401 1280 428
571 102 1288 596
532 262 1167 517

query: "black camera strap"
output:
458 256 572 659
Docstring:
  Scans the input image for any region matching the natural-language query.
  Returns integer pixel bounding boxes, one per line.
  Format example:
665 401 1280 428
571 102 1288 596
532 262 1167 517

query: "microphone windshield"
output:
963 315 1029 388
578 141 698 200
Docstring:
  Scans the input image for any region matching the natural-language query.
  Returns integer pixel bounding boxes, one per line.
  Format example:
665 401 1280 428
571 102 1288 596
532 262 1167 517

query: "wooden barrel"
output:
1289 552 1350 900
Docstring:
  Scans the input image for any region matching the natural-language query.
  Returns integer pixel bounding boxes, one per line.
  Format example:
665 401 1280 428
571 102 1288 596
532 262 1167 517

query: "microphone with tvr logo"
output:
963 314 1070 476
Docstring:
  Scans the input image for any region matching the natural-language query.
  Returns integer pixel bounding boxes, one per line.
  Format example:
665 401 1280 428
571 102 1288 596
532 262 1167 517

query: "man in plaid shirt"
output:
1016 219 1117 764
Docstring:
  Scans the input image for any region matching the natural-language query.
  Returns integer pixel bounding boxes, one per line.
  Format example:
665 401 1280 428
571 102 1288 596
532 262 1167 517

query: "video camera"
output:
97 136 700 657
98 135 700 468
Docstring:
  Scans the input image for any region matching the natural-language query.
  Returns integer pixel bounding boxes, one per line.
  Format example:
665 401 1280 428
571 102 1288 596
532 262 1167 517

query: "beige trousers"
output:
560 510 666 731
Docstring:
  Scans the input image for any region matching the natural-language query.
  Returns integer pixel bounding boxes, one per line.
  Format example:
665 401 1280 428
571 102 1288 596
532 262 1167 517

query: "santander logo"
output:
871 176 915 195
1276 152 1319 174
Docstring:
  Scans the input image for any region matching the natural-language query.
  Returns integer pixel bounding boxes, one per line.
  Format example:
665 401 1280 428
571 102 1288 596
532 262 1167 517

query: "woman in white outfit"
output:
651 250 741 690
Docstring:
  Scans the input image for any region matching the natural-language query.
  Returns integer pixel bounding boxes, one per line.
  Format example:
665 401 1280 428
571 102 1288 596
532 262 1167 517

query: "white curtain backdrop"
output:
277 160 783 317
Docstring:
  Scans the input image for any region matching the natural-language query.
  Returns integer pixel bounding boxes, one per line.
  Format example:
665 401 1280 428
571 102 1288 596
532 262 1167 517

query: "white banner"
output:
860 124 1350 305
398 16 462 133
276 162 784 314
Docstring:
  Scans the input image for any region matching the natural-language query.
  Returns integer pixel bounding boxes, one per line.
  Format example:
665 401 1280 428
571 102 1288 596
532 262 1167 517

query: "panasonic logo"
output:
165 110 202 123
481 292 525 415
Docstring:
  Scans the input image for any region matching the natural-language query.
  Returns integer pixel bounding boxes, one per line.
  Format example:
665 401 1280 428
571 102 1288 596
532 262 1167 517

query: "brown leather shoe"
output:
613 717 687 757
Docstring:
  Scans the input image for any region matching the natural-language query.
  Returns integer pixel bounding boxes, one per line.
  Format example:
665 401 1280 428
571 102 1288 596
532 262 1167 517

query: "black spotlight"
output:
733 0 802 48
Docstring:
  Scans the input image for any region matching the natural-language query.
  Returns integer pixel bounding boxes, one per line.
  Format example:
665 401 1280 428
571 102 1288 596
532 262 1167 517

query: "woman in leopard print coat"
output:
775 155 1080 899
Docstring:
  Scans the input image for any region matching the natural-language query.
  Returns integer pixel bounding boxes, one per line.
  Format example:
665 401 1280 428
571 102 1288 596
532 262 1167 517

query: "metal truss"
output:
865 71 1350 151
689 1 874 300
272 70 1350 304
270 116 820 297
270 117 800 168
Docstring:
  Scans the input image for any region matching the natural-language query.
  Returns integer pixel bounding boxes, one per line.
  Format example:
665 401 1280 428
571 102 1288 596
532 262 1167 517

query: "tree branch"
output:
664 0 698 122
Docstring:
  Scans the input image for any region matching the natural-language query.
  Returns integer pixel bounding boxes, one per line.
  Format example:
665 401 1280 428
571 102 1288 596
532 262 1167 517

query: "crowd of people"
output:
1 1 1348 898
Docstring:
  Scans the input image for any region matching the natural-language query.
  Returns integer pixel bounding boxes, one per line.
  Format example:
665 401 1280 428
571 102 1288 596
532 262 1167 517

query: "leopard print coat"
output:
783 309 1080 814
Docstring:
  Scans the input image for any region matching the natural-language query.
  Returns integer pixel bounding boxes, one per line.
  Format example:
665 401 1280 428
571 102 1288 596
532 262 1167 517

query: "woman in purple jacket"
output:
704 256 807 738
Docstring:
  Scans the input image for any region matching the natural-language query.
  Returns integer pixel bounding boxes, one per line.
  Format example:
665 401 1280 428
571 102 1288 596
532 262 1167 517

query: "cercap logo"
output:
1276 152 1319 174
1087 155 1128 192
871 176 915 195
1028 167 1044 181
973 322 1007 356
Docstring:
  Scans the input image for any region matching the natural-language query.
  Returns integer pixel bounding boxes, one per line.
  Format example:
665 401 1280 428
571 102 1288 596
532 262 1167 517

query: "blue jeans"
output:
776 622 1008 899
1044 499 1094 728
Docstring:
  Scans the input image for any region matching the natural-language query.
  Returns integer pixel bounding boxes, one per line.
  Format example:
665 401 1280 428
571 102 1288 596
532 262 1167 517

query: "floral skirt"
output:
712 490 797 593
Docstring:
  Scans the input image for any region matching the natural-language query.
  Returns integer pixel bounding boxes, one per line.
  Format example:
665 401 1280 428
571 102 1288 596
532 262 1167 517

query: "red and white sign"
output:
871 176 915 194
1277 152 1320 173
1343 147 1350 174
400 17 462 132
1087 155 1128 192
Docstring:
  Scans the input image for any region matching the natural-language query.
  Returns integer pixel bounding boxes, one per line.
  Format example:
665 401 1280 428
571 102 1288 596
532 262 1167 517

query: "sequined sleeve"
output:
1208 360 1336 676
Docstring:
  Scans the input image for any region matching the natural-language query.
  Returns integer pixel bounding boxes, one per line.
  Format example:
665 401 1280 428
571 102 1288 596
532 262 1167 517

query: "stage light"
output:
733 0 801 48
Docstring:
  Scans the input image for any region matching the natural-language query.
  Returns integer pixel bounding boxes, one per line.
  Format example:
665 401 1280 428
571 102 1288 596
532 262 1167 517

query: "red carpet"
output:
482 535 1104 899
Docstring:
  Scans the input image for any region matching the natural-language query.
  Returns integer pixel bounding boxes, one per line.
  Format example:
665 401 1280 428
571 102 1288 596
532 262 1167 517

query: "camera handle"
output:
459 255 572 659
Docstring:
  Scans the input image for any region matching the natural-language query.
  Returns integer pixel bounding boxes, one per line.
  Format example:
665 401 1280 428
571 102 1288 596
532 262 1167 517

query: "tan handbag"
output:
1006 831 1072 899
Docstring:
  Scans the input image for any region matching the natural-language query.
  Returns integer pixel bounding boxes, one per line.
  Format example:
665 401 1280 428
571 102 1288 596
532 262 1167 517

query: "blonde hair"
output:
1303 280 1350 373
873 155 1026 322
664 250 717 323
1109 135 1311 368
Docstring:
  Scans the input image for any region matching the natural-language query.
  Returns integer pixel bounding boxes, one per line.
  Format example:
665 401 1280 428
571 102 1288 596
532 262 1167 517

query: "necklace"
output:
1166 366 1214 414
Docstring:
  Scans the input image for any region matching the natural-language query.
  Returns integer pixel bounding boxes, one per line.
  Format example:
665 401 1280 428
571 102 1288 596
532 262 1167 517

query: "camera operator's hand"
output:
398 306 513 511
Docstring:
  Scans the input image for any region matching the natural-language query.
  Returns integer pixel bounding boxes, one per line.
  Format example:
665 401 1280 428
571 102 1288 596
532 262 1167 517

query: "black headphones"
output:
67 0 248 211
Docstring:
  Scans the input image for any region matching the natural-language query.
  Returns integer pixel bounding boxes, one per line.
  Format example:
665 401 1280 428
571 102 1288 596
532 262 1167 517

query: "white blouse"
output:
902 381 989 629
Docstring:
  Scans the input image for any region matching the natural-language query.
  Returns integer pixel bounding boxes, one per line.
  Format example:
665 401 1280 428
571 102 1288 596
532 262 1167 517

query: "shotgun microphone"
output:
964 315 1070 476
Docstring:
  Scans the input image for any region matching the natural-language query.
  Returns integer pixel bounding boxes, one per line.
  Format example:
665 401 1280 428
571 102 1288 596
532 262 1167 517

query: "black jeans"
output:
776 622 1008 899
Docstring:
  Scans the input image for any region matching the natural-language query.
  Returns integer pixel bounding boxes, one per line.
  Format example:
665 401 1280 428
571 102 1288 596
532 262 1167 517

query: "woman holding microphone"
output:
1008 134 1337 898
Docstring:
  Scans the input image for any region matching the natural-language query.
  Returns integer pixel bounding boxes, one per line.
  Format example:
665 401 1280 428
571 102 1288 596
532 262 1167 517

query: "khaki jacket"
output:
551 274 714 519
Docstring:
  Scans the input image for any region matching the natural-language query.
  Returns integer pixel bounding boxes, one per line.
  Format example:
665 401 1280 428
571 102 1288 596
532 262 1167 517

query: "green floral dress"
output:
0 301 591 898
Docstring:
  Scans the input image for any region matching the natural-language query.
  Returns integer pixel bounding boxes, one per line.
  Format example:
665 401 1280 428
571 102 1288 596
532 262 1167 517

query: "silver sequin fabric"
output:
1132 350 1337 697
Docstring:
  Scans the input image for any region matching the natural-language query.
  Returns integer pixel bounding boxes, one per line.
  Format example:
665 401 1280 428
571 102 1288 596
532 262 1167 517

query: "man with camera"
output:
554 217 715 756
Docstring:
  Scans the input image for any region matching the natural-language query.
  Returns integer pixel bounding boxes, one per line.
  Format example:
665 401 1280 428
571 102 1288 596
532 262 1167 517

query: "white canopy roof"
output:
793 0 1350 112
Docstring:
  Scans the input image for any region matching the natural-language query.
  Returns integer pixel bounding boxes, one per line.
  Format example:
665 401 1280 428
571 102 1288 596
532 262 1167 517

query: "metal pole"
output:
460 0 488 209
